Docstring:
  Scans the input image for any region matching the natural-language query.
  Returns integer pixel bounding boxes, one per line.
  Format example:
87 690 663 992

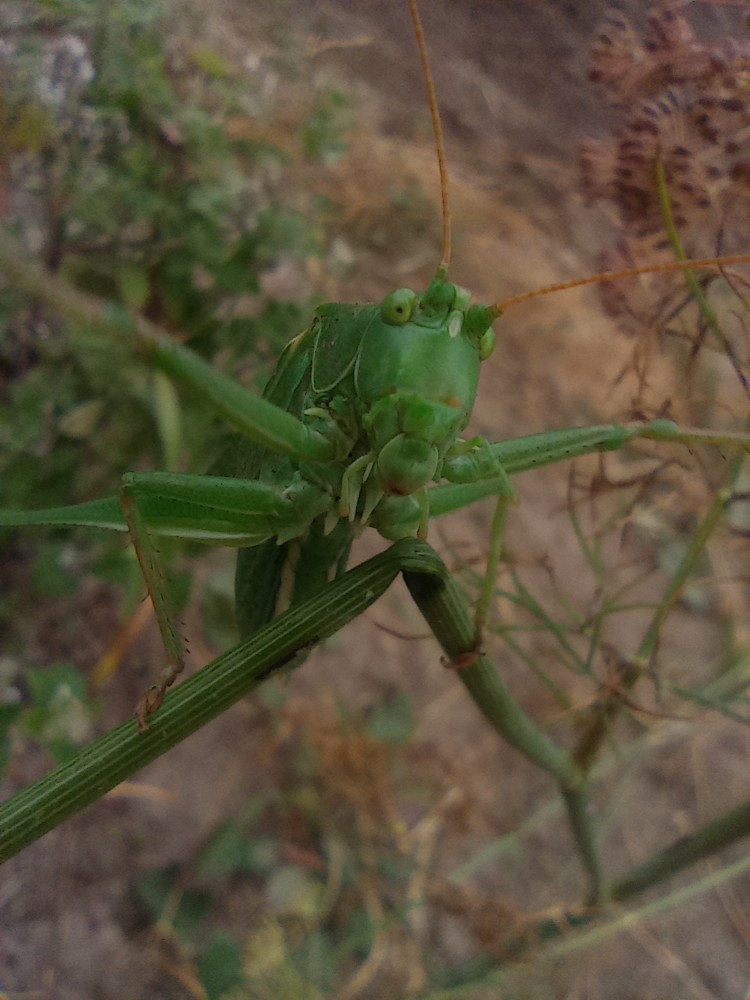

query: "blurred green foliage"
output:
0 0 347 761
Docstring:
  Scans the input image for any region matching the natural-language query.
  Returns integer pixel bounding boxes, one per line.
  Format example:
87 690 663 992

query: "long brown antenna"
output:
408 0 452 276
492 254 750 314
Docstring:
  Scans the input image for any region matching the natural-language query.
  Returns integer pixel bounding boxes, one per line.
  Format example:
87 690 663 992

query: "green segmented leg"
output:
439 436 517 665
120 481 186 727
117 469 334 727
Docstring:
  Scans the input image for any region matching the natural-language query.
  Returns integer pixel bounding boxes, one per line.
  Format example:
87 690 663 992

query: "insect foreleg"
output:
474 494 512 637
441 437 517 641
440 425 638 490
429 417 750 652
430 420 750 520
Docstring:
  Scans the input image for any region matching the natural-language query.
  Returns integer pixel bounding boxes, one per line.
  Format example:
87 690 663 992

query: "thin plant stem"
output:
402 560 603 897
0 540 440 862
574 477 741 771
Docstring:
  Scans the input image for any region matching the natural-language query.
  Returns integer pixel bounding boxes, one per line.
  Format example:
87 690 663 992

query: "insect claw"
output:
441 650 481 670
441 627 483 670
135 685 165 732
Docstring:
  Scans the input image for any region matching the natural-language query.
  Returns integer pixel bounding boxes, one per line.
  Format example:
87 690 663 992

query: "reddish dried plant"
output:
581 0 750 370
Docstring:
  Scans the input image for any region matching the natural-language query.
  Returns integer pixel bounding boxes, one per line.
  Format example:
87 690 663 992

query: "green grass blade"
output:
402 555 603 896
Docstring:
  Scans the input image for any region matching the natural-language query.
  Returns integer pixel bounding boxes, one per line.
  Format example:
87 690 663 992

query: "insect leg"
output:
118 470 333 727
119 479 186 730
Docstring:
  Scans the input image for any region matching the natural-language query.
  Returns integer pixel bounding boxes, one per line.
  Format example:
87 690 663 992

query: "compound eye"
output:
381 288 417 326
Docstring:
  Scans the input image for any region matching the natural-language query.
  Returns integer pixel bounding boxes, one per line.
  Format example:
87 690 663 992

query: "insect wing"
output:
233 320 353 639
262 323 318 416
310 302 379 394
220 322 317 483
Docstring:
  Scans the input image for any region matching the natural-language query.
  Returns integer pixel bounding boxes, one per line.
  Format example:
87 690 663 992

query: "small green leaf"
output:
137 868 211 937
198 932 244 1000
116 263 151 309
58 399 105 439
9 103 52 153
197 811 278 877
23 663 93 761
190 47 234 80
26 662 86 704
31 542 77 599
265 865 323 920
152 371 183 471
366 692 414 743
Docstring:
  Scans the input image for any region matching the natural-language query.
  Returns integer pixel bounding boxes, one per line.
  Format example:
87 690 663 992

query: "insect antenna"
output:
491 253 750 315
407 0 451 277
409 1 750 323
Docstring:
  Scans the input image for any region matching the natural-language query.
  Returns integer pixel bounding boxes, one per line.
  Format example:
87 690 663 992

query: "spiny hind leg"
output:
120 474 186 730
